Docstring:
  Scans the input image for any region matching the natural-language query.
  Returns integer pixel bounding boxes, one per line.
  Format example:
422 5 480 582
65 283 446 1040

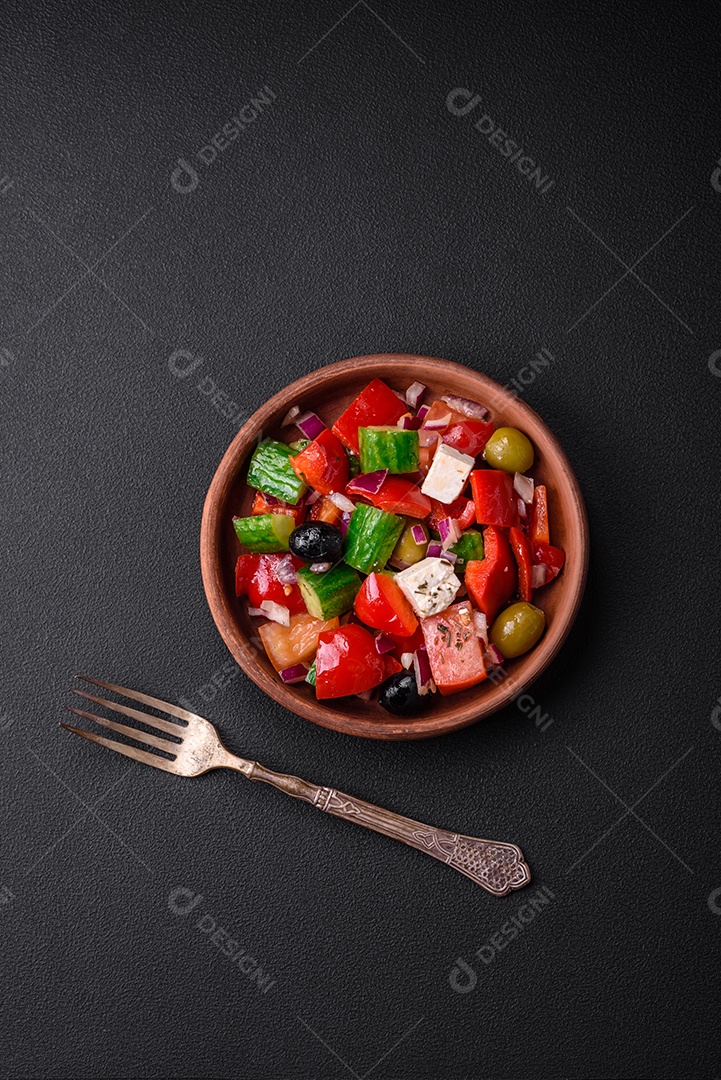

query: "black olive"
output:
378 671 428 716
289 521 343 564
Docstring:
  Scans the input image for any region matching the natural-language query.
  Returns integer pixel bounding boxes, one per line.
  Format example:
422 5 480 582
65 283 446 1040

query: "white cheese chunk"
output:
394 557 461 618
421 444 475 504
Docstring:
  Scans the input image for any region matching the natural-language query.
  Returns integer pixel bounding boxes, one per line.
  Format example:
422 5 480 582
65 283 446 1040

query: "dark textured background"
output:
2 1 720 1077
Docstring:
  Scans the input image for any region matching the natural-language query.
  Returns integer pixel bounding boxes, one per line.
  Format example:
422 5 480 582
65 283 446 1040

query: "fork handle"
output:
244 761 530 897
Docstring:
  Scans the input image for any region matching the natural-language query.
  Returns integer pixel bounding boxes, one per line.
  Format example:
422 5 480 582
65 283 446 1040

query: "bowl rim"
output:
200 353 589 739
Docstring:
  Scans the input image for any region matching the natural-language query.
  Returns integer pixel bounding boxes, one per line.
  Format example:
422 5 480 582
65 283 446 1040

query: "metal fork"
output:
61 675 531 897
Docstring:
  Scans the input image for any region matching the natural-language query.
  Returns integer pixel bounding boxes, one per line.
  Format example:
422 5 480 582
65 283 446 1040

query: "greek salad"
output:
233 378 565 716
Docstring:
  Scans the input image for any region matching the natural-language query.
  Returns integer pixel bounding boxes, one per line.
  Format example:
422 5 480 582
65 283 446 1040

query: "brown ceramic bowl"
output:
200 354 588 740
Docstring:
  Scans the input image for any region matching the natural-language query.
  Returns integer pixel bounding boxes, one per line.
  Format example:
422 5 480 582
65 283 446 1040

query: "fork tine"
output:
65 705 179 753
75 675 199 723
70 689 185 737
60 723 180 772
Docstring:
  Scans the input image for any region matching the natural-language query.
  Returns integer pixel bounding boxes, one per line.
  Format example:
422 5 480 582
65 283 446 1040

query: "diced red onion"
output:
517 497 528 520
411 524 426 545
306 489 322 505
513 472 534 503
441 394 489 420
309 561 332 574
348 469 388 495
260 600 290 626
473 610 488 643
281 405 301 427
374 633 396 655
388 556 410 570
247 605 266 618
438 517 462 549
397 414 423 430
400 652 414 669
440 549 457 565
405 381 426 408
483 644 504 668
296 411 326 440
280 663 308 684
260 492 281 506
413 647 432 696
355 687 373 702
416 404 430 422
423 413 452 431
328 491 356 513
426 540 443 559
418 429 440 448
339 511 352 537
531 564 548 589
275 554 297 586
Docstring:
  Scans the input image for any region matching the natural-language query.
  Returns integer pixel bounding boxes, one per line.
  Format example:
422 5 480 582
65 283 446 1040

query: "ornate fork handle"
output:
245 761 530 897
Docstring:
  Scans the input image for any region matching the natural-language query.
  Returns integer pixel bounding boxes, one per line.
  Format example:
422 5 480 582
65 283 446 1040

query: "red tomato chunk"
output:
420 601 487 696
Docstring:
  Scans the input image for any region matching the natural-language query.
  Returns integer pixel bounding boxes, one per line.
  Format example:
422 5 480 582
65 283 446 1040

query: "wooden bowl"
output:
200 354 588 740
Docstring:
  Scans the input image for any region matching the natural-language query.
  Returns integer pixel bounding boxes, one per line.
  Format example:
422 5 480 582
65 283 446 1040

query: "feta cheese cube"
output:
421 443 475 504
394 557 461 618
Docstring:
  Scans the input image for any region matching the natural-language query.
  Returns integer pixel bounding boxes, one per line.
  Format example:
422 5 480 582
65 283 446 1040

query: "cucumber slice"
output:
296 563 362 619
449 529 485 570
233 514 294 553
305 659 317 686
247 439 307 504
358 426 419 475
288 438 310 452
344 502 404 575
346 449 361 478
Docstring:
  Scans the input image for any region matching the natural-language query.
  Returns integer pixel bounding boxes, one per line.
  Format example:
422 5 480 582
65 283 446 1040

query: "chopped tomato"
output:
382 655 403 678
315 624 387 699
532 540 565 585
509 526 533 602
420 601 487 696
235 553 307 615
465 527 517 623
332 379 407 454
530 484 550 543
251 490 305 528
418 439 438 476
428 495 475 532
354 572 419 636
291 429 348 495
442 419 494 457
258 613 339 672
470 469 519 528
309 495 344 525
346 475 431 519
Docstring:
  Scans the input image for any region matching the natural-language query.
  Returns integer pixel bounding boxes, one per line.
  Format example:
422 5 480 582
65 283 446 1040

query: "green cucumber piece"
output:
344 503 404 575
296 563 362 619
449 529 485 570
288 438 310 452
305 660 317 686
233 513 294 553
346 449 361 478
247 439 307 504
357 426 419 475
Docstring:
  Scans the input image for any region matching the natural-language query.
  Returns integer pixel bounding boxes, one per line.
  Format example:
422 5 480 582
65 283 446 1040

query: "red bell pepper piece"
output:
465 526 517 622
291 429 348 495
346 475 431 519
309 495 343 526
354 572 419 637
382 655 403 678
387 626 425 661
470 469 519 528
315 624 387 699
532 540 565 585
427 495 476 532
530 484 549 543
251 490 305 528
332 379 407 454
235 553 307 614
509 526 533 602
442 419 494 457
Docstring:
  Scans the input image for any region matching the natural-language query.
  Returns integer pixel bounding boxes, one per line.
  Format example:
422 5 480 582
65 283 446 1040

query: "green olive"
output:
484 427 534 473
392 519 428 564
490 602 545 659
